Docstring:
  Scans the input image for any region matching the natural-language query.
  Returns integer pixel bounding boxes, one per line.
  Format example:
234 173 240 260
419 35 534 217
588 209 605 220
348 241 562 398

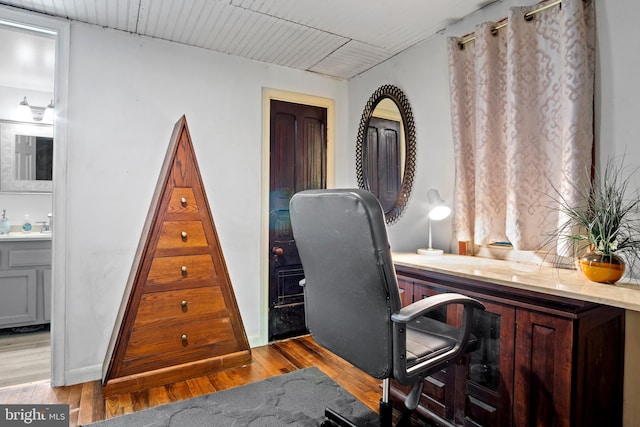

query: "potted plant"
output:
546 158 640 283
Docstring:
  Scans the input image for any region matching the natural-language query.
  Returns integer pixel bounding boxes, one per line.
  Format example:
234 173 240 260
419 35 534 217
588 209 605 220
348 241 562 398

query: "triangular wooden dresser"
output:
102 116 250 395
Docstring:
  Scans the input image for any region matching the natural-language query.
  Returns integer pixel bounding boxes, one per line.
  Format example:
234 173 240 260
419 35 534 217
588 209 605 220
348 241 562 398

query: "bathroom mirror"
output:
0 121 53 192
356 84 416 224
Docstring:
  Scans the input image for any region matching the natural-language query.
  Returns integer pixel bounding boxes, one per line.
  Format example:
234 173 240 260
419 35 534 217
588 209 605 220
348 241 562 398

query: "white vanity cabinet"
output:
0 235 52 328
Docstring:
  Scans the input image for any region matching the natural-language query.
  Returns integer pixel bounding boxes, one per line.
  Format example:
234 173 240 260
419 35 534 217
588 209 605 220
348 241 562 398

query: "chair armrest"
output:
391 293 483 324
392 292 485 385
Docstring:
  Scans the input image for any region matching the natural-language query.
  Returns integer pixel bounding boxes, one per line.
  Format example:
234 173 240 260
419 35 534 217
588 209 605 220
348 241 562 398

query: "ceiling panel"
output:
310 40 394 80
0 0 489 80
229 0 486 51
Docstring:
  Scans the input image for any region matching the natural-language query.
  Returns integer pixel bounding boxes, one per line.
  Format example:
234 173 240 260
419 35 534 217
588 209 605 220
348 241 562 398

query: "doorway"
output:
268 100 327 341
0 21 55 388
0 7 70 387
261 89 334 344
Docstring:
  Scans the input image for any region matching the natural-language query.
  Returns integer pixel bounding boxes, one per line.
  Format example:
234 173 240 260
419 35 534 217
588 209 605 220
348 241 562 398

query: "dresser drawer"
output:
120 317 241 375
133 287 227 330
146 254 217 286
157 221 208 249
167 187 199 215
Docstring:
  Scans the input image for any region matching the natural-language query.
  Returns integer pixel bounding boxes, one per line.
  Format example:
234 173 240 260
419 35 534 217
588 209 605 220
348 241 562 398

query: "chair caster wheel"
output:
321 420 336 427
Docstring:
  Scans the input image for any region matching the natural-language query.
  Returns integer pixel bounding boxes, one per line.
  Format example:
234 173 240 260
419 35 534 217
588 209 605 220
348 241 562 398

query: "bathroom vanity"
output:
0 233 52 329
392 253 631 427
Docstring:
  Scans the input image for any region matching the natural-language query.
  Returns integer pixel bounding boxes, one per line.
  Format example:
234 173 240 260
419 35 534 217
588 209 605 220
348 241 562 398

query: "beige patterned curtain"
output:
448 0 595 252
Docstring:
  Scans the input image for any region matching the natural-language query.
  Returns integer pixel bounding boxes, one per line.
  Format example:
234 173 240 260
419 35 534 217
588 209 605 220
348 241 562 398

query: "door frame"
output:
0 5 70 386
260 88 334 345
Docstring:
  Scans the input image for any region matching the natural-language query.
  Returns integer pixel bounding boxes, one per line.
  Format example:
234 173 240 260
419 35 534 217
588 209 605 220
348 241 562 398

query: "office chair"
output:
289 189 485 426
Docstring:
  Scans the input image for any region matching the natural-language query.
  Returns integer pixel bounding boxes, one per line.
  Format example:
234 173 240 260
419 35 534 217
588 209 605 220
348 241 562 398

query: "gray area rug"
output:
86 367 378 426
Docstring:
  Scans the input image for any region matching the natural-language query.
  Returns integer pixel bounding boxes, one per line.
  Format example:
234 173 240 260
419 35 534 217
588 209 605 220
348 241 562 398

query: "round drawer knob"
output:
181 231 188 239
180 197 187 205
181 300 188 308
181 265 188 273
181 334 188 341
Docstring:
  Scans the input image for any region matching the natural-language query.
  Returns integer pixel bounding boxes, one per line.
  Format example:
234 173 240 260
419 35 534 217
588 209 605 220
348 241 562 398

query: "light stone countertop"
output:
0 232 52 241
393 252 640 312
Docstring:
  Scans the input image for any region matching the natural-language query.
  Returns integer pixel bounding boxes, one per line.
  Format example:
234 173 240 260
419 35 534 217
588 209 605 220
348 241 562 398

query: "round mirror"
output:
356 84 416 224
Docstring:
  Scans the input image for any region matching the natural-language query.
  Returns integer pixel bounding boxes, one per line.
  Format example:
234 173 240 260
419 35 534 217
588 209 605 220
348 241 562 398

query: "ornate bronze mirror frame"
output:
356 84 416 224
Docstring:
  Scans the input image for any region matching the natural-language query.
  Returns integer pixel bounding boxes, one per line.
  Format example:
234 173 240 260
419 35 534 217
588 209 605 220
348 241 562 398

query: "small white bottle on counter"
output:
0 210 10 234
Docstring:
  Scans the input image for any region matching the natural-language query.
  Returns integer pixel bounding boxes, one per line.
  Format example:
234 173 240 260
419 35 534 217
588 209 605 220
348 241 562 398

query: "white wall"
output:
594 0 640 178
349 0 640 255
60 22 347 384
0 191 51 227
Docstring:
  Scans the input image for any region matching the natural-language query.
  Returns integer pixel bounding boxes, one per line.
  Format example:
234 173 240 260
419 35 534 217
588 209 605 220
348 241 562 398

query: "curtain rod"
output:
457 0 562 49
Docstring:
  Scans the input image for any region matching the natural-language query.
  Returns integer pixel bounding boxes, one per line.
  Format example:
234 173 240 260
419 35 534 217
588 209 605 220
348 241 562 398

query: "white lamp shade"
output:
42 101 54 123
426 189 451 221
429 205 451 221
17 97 32 121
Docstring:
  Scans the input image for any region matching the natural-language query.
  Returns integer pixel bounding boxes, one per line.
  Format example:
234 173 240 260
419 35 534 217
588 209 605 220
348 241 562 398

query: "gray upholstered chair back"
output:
290 189 403 379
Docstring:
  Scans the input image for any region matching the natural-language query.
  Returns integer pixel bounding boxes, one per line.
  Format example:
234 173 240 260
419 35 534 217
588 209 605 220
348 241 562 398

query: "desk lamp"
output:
417 189 451 256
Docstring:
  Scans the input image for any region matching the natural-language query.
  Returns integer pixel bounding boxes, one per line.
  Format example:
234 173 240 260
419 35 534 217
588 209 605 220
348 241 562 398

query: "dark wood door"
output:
366 117 400 213
268 100 326 341
513 310 572 427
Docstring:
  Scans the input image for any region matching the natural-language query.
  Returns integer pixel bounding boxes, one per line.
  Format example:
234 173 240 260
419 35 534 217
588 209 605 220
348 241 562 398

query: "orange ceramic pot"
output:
578 252 625 284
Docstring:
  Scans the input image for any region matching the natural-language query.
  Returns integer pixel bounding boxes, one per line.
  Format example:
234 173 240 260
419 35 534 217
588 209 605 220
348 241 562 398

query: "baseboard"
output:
63 364 102 386
248 333 267 348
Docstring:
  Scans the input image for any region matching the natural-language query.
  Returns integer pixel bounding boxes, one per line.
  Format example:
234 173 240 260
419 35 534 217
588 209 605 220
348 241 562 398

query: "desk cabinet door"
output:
458 300 515 427
513 310 572 427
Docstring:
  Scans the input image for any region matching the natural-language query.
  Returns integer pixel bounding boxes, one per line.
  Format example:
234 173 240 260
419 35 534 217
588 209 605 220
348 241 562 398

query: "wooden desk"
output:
392 253 627 427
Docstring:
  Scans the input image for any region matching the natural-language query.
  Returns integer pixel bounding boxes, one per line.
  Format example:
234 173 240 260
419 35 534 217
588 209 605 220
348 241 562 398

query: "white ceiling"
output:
0 25 55 92
0 0 491 83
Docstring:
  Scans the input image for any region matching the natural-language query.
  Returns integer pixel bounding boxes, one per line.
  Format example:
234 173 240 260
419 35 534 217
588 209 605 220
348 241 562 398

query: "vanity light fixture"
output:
417 188 451 256
17 96 54 123
42 100 55 122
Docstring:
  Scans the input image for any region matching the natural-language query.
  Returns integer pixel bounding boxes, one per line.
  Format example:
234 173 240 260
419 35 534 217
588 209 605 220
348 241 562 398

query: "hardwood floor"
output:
0 335 383 426
0 325 50 388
